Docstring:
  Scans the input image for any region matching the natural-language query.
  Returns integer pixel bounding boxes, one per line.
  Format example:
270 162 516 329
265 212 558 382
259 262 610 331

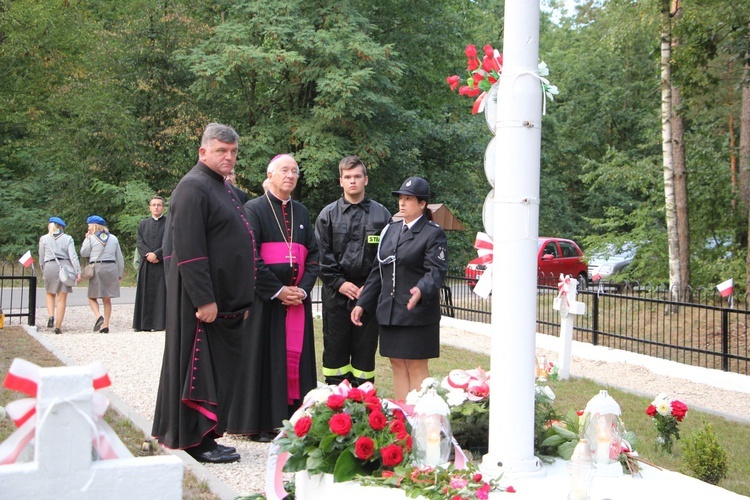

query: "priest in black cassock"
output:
132 195 167 331
229 154 319 442
151 123 257 464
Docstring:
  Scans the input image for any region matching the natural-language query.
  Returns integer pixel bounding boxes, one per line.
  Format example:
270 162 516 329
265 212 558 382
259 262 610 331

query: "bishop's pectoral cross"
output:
286 252 296 267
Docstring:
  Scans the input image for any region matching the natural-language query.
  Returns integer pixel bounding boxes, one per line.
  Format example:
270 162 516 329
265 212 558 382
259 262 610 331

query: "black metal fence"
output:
5 260 747 376
0 263 37 326
439 271 749 376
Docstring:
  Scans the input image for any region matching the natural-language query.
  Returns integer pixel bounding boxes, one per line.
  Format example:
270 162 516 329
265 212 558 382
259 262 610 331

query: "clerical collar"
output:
267 190 291 205
151 215 163 221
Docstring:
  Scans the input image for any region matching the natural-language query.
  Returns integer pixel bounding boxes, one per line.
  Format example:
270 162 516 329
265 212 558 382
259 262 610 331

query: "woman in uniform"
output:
80 215 124 333
351 177 448 400
39 216 81 334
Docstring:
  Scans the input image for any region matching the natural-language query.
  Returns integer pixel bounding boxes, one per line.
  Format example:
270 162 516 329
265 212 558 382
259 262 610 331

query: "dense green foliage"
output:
1 0 748 289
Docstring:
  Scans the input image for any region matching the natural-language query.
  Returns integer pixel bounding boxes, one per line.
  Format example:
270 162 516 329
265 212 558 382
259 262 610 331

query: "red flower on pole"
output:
446 75 461 90
446 43 503 114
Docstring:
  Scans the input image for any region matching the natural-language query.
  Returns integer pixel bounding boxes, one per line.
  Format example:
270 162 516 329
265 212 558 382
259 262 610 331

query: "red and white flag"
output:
716 278 734 298
18 251 33 268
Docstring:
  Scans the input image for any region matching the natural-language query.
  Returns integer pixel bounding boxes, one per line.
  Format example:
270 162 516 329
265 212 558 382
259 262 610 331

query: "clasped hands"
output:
278 285 305 306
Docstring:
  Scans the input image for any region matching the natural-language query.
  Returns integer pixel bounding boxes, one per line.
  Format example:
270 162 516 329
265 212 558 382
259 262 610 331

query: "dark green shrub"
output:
681 418 729 485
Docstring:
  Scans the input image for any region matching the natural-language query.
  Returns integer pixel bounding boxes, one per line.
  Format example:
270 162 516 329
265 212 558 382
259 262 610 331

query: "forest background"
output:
1 0 748 292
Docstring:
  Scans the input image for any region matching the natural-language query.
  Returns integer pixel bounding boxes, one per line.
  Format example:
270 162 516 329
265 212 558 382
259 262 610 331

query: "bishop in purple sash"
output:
228 154 319 441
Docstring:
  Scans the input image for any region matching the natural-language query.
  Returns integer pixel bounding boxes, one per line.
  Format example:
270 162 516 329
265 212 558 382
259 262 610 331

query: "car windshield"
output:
588 246 636 266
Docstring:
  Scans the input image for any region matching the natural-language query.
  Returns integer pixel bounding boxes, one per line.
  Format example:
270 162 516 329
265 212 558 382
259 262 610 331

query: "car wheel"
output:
577 273 588 291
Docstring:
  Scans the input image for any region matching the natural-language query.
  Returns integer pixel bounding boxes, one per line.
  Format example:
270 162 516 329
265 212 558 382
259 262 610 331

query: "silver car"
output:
588 246 636 281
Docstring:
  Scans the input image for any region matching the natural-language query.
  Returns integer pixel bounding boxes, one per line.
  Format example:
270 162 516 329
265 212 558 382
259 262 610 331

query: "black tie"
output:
397 224 408 244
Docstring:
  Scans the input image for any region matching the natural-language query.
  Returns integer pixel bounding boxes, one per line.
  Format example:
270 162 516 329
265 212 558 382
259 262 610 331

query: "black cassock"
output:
151 162 256 450
132 216 167 331
226 191 319 435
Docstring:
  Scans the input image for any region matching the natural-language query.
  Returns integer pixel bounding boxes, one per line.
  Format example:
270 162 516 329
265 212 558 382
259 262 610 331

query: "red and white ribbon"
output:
0 358 129 465
474 232 493 263
557 273 572 307
472 232 494 299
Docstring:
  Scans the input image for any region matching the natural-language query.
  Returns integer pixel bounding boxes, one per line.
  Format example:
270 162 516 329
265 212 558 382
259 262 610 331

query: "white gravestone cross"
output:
553 274 586 380
0 360 183 499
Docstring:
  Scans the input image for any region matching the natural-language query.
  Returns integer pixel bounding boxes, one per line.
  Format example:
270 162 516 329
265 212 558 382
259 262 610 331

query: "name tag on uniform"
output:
367 235 380 244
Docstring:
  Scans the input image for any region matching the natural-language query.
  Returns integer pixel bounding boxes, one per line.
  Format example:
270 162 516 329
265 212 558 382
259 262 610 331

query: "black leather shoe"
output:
100 327 109 334
250 432 276 443
93 316 104 332
188 447 240 464
216 444 237 454
54 328 62 335
47 317 54 328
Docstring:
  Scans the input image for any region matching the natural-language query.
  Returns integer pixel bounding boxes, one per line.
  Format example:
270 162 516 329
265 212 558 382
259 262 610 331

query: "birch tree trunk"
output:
741 53 750 296
662 0 681 309
671 1 690 299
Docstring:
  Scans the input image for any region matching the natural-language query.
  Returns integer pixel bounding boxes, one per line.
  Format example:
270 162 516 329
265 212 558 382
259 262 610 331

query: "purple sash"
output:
260 242 308 403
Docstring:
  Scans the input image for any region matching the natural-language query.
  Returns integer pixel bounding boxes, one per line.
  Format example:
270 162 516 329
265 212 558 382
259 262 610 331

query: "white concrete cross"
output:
0 363 183 499
553 274 586 380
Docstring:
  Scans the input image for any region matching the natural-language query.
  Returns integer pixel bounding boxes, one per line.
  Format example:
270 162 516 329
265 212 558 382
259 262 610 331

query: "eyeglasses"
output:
275 167 299 177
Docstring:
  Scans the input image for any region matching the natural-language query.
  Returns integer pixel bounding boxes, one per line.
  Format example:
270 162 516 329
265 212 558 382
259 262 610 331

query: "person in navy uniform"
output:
351 176 448 400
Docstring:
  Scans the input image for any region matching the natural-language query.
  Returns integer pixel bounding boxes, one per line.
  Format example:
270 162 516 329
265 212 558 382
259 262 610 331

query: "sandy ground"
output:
22 304 750 498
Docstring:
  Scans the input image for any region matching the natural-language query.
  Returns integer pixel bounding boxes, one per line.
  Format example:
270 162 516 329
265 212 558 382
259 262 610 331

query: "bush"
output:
681 417 729 485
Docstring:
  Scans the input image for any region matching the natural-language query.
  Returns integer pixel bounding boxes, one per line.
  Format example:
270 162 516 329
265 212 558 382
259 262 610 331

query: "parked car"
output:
465 237 588 289
587 245 636 282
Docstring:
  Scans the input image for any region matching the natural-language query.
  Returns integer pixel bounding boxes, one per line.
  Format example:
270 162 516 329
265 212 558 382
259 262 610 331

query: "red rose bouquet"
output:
645 393 688 454
277 381 413 482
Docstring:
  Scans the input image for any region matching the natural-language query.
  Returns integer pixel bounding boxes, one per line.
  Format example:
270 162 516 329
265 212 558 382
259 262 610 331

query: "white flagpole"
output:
482 0 544 478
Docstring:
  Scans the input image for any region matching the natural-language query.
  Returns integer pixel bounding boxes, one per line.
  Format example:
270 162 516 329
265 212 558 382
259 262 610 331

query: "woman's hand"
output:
351 306 364 326
406 286 422 310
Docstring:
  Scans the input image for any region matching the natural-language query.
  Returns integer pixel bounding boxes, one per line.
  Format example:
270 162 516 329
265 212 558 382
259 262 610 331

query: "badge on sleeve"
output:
367 235 380 244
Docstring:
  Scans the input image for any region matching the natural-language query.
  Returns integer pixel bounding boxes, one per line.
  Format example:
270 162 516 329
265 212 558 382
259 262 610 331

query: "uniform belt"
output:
92 260 115 263
45 259 69 263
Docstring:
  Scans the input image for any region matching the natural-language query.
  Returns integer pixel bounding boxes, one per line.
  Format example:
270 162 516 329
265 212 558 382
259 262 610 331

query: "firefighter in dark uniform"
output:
315 156 392 386
351 176 448 400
